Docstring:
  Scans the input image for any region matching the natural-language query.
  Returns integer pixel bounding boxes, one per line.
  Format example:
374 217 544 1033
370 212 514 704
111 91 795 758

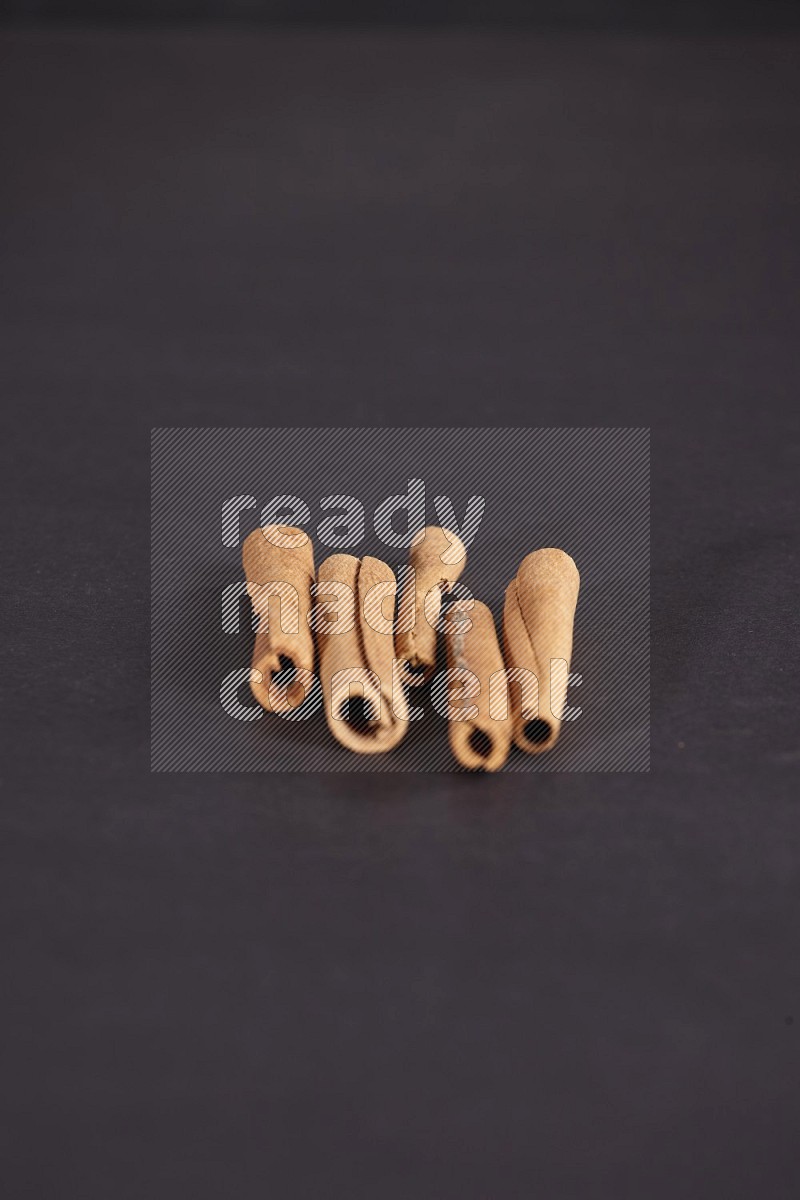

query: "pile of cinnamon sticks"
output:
243 525 579 771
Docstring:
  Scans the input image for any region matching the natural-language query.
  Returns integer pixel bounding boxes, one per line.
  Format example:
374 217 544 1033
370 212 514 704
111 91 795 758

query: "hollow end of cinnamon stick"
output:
516 716 558 754
249 649 309 713
448 716 510 772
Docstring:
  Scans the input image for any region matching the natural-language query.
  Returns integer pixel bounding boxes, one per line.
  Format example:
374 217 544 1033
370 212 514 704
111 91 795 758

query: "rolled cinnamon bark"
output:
242 525 315 713
395 526 467 682
502 548 580 754
443 599 511 772
316 553 408 754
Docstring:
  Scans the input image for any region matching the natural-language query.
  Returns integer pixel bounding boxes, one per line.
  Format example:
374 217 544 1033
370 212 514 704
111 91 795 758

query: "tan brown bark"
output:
444 599 511 772
316 553 408 754
242 525 315 713
395 526 467 682
502 548 580 754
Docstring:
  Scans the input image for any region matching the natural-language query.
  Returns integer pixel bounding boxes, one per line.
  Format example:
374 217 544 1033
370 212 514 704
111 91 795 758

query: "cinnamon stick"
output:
443 599 511 772
316 553 408 754
242 525 315 713
395 525 467 682
502 548 580 754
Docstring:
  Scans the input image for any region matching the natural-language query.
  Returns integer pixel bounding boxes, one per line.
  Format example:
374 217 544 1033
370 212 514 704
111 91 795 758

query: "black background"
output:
1 22 799 1200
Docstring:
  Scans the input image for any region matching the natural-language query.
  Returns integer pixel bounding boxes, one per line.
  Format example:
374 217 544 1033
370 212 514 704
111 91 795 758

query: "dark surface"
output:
1 29 799 1199
5 0 800 32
